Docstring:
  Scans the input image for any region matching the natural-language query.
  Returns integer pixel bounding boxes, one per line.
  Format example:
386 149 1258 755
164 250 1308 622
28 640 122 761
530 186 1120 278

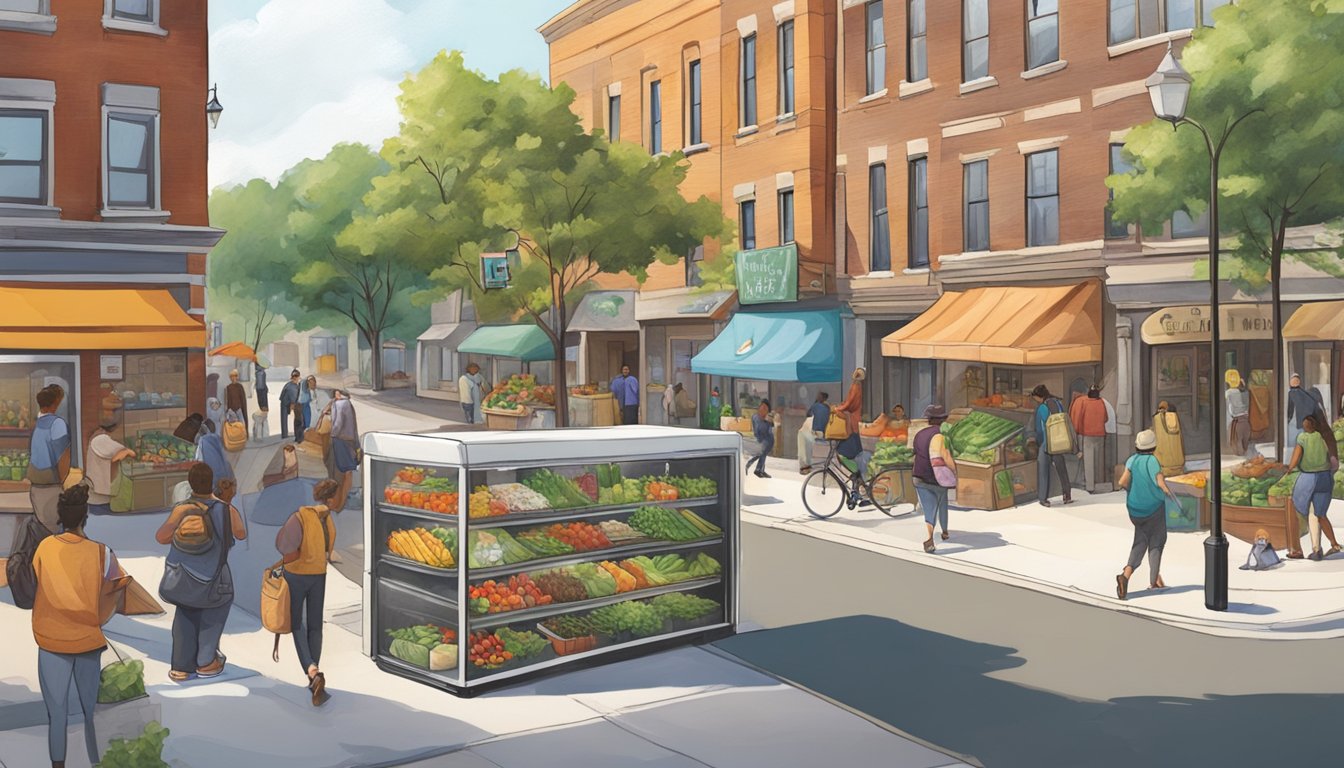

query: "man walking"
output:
797 392 830 474
254 361 270 418
1069 386 1108 495
611 364 640 425
744 400 775 478
224 369 248 437
457 363 486 424
27 385 71 535
1030 385 1073 507
325 390 360 510
280 369 302 441
1227 370 1253 457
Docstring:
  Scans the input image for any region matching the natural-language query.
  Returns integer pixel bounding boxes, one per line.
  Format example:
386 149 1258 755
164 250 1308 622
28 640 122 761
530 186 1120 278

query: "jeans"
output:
38 647 102 765
1127 512 1167 585
284 571 327 673
298 403 312 442
1037 449 1071 503
280 400 294 438
797 429 823 469
171 602 232 673
746 437 774 475
461 403 475 424
914 480 949 532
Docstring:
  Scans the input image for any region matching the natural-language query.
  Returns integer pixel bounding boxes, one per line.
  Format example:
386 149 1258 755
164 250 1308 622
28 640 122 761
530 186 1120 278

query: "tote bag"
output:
222 420 247 452
824 411 848 440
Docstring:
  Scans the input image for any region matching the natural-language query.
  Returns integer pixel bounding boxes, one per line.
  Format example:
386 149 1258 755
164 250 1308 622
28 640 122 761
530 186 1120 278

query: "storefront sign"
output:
1140 305 1274 345
100 355 124 380
735 245 798 305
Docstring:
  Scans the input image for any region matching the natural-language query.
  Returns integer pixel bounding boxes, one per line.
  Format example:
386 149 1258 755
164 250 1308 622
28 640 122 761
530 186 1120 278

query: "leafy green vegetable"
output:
649 593 721 621
98 659 145 704
588 601 664 637
95 721 169 768
390 638 431 667
496 627 548 658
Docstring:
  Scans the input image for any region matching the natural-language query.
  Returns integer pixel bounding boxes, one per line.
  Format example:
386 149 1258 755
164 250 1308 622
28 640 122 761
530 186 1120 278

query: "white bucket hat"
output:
1136 430 1158 451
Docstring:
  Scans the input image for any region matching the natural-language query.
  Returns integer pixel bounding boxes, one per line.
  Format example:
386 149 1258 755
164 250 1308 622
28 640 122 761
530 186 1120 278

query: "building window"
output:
1026 149 1059 247
1203 0 1232 25
106 113 157 209
908 1 928 82
1106 143 1135 239
1110 0 1230 45
1172 209 1210 238
688 60 702 145
741 34 758 127
649 80 662 155
869 164 891 272
686 244 705 287
865 2 886 95
109 0 153 22
908 157 929 268
963 0 989 82
963 160 989 252
779 21 796 115
1026 0 1059 71
740 200 757 250
608 94 621 142
1 1 46 11
0 110 48 205
778 189 795 245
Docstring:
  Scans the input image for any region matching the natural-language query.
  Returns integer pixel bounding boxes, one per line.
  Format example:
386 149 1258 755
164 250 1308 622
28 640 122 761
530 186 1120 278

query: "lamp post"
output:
1146 44 1261 612
206 84 223 129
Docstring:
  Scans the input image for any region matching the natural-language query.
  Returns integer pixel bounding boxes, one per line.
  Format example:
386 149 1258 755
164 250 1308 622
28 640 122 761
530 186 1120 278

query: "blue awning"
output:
691 309 842 383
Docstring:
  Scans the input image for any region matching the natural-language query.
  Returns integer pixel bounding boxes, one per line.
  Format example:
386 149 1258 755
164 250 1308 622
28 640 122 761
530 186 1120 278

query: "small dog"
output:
251 409 270 441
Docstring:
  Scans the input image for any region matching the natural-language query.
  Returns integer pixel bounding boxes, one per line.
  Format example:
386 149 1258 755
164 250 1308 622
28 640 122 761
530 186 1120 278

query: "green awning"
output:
692 309 842 382
456 324 554 362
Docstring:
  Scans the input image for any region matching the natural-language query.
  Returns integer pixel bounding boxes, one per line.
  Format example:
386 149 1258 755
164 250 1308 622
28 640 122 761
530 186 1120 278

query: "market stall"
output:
566 385 619 428
457 325 557 422
362 426 738 695
942 408 1033 510
481 374 556 430
1163 454 1332 551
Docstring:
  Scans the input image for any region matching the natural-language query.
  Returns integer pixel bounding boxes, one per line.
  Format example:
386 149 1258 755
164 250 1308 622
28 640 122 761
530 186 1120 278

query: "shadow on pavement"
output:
715 614 1344 767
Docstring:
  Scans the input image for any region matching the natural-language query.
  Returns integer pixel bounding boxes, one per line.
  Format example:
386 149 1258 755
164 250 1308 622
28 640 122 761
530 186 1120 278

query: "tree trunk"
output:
362 327 385 393
1270 230 1287 462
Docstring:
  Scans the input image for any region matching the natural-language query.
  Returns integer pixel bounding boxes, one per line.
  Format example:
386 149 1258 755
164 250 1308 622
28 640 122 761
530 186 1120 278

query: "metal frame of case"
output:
361 426 741 695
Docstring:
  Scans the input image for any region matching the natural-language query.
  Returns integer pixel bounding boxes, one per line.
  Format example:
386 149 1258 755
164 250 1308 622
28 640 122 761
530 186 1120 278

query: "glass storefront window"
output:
735 380 769 417
645 325 667 387
117 353 187 411
0 357 80 478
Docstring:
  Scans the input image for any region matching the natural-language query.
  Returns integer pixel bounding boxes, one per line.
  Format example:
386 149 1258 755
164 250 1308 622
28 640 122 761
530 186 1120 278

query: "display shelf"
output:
380 553 458 580
467 536 722 580
378 575 458 611
379 503 458 526
469 576 722 631
375 653 460 684
449 495 719 529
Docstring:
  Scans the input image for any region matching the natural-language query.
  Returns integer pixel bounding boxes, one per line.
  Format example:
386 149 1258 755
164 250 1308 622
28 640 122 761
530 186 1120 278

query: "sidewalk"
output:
741 455 1344 640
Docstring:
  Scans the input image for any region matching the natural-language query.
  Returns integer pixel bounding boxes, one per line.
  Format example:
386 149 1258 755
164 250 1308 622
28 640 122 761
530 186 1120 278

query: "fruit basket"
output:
536 622 598 656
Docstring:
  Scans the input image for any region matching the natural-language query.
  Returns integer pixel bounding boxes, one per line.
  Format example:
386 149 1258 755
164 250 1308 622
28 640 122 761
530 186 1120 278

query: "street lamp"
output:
1146 43 1260 612
206 84 223 129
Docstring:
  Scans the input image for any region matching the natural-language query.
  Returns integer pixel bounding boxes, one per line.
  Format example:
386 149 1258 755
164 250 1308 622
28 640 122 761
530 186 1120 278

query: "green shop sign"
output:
735 244 798 304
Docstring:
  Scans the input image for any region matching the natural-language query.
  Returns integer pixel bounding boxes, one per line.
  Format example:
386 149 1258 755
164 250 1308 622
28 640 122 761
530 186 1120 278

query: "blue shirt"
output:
807 402 830 433
195 433 234 483
752 413 774 443
1125 453 1165 518
610 374 640 406
30 413 69 471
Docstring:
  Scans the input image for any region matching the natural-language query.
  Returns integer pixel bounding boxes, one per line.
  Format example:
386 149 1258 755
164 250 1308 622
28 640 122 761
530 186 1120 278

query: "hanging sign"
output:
481 252 511 289
735 244 798 305
1140 305 1273 345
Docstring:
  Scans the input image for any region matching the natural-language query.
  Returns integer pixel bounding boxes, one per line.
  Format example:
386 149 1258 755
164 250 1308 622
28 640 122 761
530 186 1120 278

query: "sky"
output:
207 0 573 190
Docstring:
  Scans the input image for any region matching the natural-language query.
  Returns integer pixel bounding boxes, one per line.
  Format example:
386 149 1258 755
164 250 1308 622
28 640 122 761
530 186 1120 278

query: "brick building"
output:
0 0 222 511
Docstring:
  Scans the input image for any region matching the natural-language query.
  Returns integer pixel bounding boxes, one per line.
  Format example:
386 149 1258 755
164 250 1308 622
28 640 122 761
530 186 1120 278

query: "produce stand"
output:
362 426 739 695
1165 473 1213 531
943 409 1031 510
483 407 530 431
111 430 196 513
568 392 618 428
482 374 557 431
1171 460 1307 549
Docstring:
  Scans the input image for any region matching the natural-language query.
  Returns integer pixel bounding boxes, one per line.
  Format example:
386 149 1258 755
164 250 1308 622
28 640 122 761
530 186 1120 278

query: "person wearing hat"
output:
912 404 957 553
1226 370 1252 457
1116 430 1175 599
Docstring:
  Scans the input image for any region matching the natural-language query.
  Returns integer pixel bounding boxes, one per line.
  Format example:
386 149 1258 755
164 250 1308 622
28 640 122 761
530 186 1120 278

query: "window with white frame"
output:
908 0 928 82
741 34 758 127
963 0 989 82
779 21 796 115
869 164 891 272
102 84 161 212
778 189 795 245
964 160 990 252
109 0 153 22
688 61 702 145
865 2 886 95
1026 0 1059 71
0 109 48 205
1 1 45 12
1109 0 1231 46
649 80 662 155
0 2 54 37
908 158 929 268
608 94 621 142
1026 149 1059 247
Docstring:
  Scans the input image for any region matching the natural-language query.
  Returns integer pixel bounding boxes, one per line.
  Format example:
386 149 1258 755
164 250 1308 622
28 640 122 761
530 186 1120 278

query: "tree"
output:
1108 0 1344 459
207 179 301 352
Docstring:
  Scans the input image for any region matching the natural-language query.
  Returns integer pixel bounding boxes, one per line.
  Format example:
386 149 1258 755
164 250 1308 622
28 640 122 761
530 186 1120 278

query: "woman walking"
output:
296 375 315 442
275 479 341 706
912 405 956 553
1287 414 1342 561
1116 430 1173 599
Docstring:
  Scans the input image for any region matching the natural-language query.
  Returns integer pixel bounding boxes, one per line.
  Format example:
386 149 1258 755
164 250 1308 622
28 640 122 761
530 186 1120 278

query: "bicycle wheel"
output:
868 468 916 517
801 468 847 519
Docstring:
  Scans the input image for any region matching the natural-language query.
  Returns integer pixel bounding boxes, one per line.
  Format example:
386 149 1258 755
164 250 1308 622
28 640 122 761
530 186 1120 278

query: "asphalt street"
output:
722 523 1344 767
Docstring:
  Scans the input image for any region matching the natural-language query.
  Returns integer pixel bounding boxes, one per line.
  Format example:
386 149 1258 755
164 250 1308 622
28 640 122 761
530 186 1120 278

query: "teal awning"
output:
457 324 554 362
692 309 842 382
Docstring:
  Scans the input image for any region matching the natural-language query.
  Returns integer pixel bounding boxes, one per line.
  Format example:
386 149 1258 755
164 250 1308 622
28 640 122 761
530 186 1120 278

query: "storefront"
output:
1284 300 1344 422
416 320 476 402
635 289 736 427
846 273 941 427
456 324 556 387
569 290 639 390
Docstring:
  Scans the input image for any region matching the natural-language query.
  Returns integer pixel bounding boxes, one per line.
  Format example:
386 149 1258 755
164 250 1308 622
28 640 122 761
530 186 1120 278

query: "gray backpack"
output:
1240 535 1281 571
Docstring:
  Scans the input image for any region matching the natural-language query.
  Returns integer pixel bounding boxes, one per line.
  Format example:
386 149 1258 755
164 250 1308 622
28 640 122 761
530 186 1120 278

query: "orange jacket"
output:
1070 395 1108 438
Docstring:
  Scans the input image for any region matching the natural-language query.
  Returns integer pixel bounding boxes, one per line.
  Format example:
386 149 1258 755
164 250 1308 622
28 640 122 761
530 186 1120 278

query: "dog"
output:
251 409 270 441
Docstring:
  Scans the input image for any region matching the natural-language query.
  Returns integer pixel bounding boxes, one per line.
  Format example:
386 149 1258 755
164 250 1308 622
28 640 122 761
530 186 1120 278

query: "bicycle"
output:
801 439 916 519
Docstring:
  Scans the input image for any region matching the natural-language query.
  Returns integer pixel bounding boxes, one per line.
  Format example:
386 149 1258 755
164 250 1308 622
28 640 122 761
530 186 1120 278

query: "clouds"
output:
207 0 570 190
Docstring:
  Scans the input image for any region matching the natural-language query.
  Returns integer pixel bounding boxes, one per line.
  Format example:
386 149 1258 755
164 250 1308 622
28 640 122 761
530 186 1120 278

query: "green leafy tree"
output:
1109 0 1344 458
207 179 301 352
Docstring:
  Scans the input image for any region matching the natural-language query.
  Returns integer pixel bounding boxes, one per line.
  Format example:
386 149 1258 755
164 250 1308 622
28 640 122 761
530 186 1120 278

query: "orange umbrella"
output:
209 342 269 367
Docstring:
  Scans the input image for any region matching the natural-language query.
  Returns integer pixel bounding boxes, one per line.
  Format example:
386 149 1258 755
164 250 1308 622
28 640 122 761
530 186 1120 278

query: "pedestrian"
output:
85 415 136 516
835 368 866 435
1102 392 1118 491
1030 385 1073 507
611 364 640 425
254 361 270 417
672 383 697 426
1226 370 1253 457
205 396 225 430
280 369 302 441
1069 385 1108 494
744 399 775 478
194 419 235 484
325 389 360 509
1152 401 1186 476
275 478 341 707
1116 430 1173 599
912 404 956 553
457 363 485 424
31 485 128 768
797 392 830 474
307 376 329 421
1286 414 1343 561
155 463 247 682
224 369 248 437
296 374 314 443
27 384 71 535
1287 373 1324 452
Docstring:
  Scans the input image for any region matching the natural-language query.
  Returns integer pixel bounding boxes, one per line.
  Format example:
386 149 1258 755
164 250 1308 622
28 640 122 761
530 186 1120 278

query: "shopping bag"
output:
260 561 291 662
824 410 848 440
222 420 247 452
1044 398 1075 455
110 466 134 514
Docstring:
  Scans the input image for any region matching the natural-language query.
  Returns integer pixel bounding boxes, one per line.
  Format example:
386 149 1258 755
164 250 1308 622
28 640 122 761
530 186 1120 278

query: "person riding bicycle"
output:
835 433 873 507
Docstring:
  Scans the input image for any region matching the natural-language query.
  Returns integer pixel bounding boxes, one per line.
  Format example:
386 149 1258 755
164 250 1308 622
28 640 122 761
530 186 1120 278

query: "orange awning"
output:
0 287 204 350
882 282 1103 365
1284 300 1344 341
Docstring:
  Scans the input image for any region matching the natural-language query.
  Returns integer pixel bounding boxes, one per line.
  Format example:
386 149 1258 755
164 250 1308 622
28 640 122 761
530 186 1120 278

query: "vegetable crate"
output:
484 408 529 430
1222 500 1300 549
955 462 1011 511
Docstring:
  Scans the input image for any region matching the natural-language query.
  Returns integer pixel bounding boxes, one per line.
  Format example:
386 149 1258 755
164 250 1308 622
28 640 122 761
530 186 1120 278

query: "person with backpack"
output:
912 404 957 553
274 479 341 707
27 384 72 535
155 464 247 682
1116 430 1175 599
31 485 128 768
1286 414 1343 561
1030 385 1073 507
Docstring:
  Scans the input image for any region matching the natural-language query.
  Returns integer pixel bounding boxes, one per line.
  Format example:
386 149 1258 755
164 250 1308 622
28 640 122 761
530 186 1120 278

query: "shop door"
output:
1152 344 1210 458
606 341 626 383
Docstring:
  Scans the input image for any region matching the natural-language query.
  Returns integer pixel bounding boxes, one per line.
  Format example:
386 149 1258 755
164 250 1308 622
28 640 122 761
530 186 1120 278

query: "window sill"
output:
902 267 931 275
898 79 934 99
1108 29 1191 58
959 76 998 95
682 143 711 157
854 271 895 280
0 203 61 219
1021 60 1068 80
100 208 172 223
735 125 759 138
0 10 56 34
775 112 797 124
102 17 167 37
858 89 889 105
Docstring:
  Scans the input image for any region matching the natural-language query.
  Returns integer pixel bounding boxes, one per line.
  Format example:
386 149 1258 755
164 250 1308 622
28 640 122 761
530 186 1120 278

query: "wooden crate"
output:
1222 501 1300 550
484 408 528 430
955 461 1006 510
1001 461 1037 505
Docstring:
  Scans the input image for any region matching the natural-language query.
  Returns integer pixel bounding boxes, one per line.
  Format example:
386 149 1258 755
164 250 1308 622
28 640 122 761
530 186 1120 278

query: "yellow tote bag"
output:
825 410 848 440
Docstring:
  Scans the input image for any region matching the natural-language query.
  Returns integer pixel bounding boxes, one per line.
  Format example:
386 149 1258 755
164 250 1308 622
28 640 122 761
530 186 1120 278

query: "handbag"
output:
159 502 233 609
931 456 958 488
260 561 291 662
824 410 848 440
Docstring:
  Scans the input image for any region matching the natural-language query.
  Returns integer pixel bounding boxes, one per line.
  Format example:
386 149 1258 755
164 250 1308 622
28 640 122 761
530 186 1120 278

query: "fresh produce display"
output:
942 411 1021 459
396 466 430 485
685 552 722 578
0 450 29 481
545 521 612 551
386 624 458 670
387 527 456 568
655 475 718 498
1167 471 1209 489
595 463 624 488
484 373 556 411
469 487 511 518
641 480 680 501
487 483 550 513
524 470 595 508
533 571 589 603
597 561 639 592
649 593 720 621
627 554 694 585
598 520 643 541
383 486 460 515
467 529 534 567
576 472 599 501
598 478 647 505
588 601 664 637
618 559 651 588
1230 456 1286 479
129 432 194 471
515 529 575 557
468 631 513 668
98 659 146 704
1270 471 1300 498
1216 458 1290 506
871 440 915 470
468 574 550 615
496 627 549 659
628 506 720 541
541 614 596 639
569 562 619 597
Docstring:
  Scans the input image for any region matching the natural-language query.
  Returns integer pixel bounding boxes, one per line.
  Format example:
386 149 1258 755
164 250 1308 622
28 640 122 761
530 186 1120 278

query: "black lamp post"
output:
1146 44 1260 612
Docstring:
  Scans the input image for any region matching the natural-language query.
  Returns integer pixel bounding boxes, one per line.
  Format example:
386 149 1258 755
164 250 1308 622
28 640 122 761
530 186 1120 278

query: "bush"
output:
96 721 169 768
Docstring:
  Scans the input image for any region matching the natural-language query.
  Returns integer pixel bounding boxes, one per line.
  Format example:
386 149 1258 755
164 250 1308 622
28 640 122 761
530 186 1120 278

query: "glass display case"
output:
362 427 739 695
